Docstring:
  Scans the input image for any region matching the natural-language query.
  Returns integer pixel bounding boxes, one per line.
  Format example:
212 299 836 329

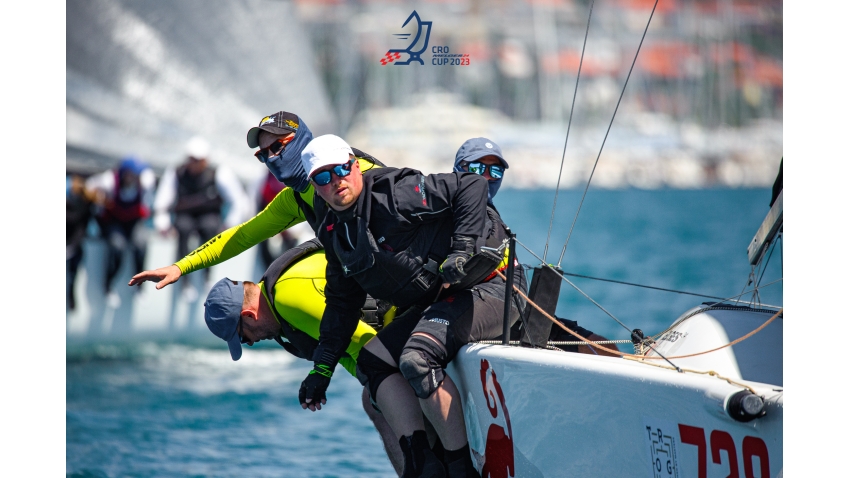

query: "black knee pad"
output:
399 336 448 399
356 348 398 403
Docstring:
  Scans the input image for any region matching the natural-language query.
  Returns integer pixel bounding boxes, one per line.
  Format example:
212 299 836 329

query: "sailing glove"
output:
299 346 337 410
439 235 476 285
299 363 333 409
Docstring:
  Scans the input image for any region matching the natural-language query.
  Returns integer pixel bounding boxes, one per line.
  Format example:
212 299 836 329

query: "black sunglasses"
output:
464 161 504 179
254 139 287 163
311 159 355 186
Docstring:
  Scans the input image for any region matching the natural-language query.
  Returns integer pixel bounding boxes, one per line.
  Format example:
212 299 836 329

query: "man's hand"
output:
439 235 475 286
128 265 182 289
439 253 468 285
299 364 333 412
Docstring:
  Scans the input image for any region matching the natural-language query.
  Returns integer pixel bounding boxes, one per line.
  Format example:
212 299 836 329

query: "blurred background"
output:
66 1 782 476
67 0 781 186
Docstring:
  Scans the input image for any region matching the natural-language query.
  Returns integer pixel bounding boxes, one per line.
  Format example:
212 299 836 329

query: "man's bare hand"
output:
128 265 182 290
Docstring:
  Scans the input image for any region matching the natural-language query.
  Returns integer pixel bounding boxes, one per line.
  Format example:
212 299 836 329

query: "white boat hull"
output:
449 338 782 477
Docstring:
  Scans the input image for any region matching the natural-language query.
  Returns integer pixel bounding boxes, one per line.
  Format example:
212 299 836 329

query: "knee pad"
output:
356 348 397 403
399 336 448 399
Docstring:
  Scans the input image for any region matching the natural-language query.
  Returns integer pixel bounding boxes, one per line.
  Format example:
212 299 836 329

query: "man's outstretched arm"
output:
128 187 312 289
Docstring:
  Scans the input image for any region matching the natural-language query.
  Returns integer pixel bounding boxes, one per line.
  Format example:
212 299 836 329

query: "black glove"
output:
299 363 333 410
440 235 475 285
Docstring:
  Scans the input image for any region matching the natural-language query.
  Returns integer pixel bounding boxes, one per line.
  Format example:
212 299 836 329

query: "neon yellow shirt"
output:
175 158 379 274
259 250 377 377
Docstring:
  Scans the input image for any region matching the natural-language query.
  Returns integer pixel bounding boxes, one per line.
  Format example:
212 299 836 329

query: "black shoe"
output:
418 448 446 478
444 444 480 478
399 431 446 478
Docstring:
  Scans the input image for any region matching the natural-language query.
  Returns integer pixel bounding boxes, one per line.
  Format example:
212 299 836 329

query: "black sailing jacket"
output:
311 167 489 367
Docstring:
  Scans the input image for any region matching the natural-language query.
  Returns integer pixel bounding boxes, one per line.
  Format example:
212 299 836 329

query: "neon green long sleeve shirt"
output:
174 158 379 275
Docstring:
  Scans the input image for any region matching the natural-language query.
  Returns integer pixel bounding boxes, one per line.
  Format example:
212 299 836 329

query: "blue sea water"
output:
66 188 782 477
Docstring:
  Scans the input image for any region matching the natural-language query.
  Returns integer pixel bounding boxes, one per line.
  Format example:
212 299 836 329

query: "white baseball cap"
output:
185 135 211 159
301 134 354 177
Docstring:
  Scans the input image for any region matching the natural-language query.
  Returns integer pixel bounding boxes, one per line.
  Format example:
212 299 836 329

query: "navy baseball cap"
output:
454 137 509 169
247 111 301 149
203 277 245 361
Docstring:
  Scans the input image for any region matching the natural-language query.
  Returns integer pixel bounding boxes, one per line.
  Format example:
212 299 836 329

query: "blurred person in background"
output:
250 170 314 270
67 173 96 311
152 136 250 301
86 156 156 307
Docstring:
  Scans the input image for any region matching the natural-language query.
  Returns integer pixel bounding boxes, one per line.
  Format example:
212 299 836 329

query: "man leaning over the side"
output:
297 134 527 478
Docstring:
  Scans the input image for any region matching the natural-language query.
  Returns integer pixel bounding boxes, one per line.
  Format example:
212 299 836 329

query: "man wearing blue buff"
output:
452 137 509 206
453 137 617 356
247 111 314 193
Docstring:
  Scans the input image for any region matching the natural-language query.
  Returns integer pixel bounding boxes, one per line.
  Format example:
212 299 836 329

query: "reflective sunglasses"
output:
311 159 355 186
254 139 287 163
465 161 504 179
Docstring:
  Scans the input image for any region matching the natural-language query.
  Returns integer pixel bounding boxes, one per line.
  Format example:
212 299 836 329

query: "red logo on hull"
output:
480 359 514 478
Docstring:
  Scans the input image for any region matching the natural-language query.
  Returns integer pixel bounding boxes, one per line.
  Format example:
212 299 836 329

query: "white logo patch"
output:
429 318 450 326
485 142 493 148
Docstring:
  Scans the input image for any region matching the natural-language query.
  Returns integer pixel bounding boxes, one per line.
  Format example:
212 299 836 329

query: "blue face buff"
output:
454 161 503 204
259 118 313 193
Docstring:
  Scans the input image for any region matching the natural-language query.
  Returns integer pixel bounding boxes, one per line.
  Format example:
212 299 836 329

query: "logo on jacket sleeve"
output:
415 175 427 206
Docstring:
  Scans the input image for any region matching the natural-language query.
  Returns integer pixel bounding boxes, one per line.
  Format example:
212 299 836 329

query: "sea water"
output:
66 188 782 477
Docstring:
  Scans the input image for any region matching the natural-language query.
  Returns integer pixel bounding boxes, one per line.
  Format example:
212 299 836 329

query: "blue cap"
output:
454 137 509 171
203 277 245 361
118 156 148 176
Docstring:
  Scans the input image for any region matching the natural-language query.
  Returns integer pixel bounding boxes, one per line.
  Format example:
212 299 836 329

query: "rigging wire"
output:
752 238 776 305
557 0 660 267
520 237 766 304
756 232 780 288
516 238 632 333
515 237 783 332
542 0 595 263
560 271 729 301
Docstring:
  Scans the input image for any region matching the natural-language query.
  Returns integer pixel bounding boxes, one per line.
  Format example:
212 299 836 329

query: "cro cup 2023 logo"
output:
379 11 470 67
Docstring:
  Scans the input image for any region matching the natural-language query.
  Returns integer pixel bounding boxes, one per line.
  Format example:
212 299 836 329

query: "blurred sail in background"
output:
66 0 335 178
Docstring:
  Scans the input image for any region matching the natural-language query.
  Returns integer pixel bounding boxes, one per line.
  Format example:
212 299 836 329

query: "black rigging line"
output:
557 0 661 267
516 240 782 336
756 233 780 288
542 0 595 263
560 271 728 301
516 238 632 333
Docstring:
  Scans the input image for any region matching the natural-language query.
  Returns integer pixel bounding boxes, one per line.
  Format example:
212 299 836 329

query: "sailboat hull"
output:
449 338 782 477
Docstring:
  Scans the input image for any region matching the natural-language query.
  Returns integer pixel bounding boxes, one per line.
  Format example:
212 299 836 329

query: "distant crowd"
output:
66 136 309 311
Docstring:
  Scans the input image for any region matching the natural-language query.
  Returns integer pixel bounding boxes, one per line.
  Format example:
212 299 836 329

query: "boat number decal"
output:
678 424 770 478
658 330 687 343
643 417 680 478
479 359 515 478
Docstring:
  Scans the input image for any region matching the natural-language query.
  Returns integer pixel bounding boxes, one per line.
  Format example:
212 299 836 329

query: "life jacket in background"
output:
174 164 223 215
67 187 92 247
103 169 149 223
259 171 286 209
